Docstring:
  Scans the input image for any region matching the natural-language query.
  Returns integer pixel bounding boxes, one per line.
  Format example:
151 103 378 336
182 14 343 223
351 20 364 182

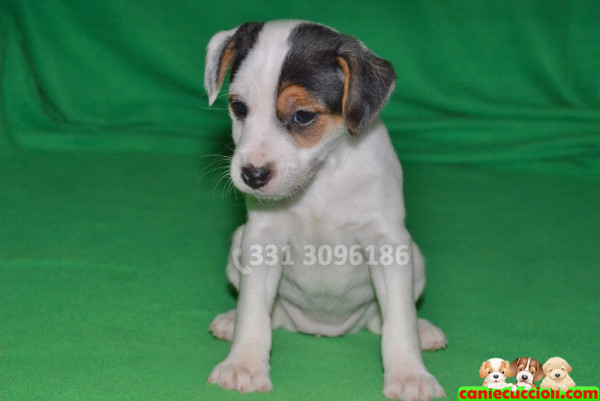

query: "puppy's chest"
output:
277 218 375 311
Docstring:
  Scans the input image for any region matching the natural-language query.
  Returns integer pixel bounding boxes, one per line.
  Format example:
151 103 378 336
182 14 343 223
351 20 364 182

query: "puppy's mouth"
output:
233 163 314 201
240 183 304 202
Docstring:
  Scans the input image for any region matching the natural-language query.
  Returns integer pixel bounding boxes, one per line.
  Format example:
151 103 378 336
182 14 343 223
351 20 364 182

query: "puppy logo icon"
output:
479 358 513 389
508 357 544 391
540 357 576 392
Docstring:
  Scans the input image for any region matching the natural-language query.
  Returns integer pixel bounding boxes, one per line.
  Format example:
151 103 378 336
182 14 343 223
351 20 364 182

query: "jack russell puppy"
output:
204 20 446 401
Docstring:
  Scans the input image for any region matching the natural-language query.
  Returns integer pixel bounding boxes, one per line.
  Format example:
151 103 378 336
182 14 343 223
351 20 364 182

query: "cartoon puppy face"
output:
543 357 572 382
480 358 511 385
508 357 544 384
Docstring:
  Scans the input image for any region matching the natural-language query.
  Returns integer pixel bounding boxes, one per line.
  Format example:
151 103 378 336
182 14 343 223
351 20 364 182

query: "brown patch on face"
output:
500 360 510 374
217 42 235 89
276 85 344 148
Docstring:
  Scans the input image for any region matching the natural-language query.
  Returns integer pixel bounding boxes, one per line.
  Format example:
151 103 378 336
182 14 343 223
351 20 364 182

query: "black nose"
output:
241 164 271 189
493 374 499 379
522 374 528 380
555 373 561 378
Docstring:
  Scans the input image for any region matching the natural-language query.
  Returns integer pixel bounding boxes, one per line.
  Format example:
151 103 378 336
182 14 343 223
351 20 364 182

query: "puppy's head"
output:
204 20 396 199
509 357 544 384
543 357 572 381
479 358 511 384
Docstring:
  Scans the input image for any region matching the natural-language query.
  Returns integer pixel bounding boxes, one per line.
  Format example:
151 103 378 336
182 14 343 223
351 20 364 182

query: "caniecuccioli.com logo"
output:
458 357 599 400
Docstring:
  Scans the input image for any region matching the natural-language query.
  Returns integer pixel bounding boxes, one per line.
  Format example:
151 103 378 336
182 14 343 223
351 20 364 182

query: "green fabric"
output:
1 1 599 401
1 1 599 171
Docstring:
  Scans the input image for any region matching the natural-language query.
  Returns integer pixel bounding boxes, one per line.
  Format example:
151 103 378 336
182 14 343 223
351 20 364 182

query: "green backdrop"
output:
1 1 599 400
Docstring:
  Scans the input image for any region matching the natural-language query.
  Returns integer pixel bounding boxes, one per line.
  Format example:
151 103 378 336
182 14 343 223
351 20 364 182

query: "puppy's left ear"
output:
507 358 519 377
336 36 396 135
204 22 264 105
533 360 545 382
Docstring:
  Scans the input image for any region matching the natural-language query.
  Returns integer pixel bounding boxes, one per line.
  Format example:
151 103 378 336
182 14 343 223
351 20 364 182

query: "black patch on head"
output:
224 22 264 82
279 24 346 114
279 22 396 135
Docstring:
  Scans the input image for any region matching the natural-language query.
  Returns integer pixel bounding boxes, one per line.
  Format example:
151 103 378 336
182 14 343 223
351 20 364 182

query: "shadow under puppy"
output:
204 20 446 401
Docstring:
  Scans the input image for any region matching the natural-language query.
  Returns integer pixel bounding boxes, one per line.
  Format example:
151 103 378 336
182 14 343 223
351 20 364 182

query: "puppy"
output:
540 357 576 391
480 358 512 389
509 357 544 391
204 20 447 401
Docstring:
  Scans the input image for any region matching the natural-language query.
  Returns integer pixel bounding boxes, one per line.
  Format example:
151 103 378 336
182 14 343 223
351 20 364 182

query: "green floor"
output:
2 146 598 400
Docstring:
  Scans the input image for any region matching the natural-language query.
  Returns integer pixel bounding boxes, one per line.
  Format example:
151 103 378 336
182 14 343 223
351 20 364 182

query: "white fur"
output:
206 20 446 401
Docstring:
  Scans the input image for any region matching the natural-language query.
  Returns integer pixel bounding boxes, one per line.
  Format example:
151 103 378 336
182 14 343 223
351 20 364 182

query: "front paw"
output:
383 373 445 401
208 357 272 393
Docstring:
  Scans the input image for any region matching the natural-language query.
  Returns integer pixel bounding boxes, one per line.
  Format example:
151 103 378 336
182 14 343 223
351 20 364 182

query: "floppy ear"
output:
479 362 488 379
336 36 396 135
565 361 572 374
533 361 545 382
205 27 238 105
507 358 519 377
204 22 264 105
543 361 549 375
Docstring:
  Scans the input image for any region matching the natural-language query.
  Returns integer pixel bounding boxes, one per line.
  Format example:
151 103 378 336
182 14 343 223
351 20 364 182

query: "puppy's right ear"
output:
204 22 264 105
565 361 572 374
507 358 519 377
479 362 487 379
204 27 238 105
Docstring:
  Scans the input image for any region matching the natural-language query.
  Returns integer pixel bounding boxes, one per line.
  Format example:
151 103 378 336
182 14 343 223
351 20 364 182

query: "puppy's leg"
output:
410 244 446 351
368 229 445 401
367 316 445 351
208 231 283 393
209 303 293 341
208 225 243 342
367 243 446 352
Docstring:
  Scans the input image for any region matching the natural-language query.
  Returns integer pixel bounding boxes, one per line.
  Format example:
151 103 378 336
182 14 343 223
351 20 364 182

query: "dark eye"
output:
230 100 248 119
501 371 505 375
293 110 316 126
487 371 491 375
